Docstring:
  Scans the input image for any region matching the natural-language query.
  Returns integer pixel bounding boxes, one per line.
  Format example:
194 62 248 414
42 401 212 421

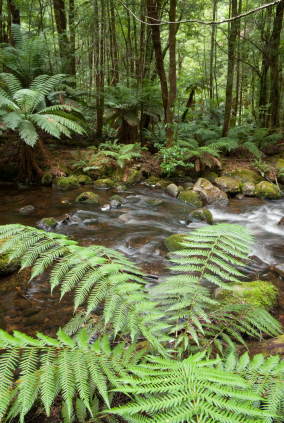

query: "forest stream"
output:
1 182 284 337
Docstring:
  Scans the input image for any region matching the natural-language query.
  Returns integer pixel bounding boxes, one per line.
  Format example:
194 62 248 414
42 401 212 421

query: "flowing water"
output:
1 182 284 336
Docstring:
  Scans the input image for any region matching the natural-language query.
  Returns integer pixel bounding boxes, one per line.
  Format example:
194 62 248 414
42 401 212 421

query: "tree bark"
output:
269 0 284 128
146 0 168 122
53 0 71 73
69 0 76 76
166 0 177 145
209 0 217 100
7 0 20 24
222 0 238 137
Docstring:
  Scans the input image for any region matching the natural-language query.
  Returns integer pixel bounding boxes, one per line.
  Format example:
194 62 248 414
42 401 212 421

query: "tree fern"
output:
110 351 284 423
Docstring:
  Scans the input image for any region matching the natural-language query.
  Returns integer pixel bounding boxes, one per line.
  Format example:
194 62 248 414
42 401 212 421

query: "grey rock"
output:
165 183 179 198
277 217 284 226
19 205 35 214
274 264 284 277
110 199 121 208
193 178 229 206
236 194 245 200
242 182 256 197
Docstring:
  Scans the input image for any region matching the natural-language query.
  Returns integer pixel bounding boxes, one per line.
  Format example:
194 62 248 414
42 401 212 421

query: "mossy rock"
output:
164 233 188 252
193 178 230 206
242 182 255 197
110 195 123 202
76 192 100 203
216 280 278 310
202 172 218 183
125 168 143 185
93 179 114 189
221 167 262 185
255 181 281 200
114 184 127 191
41 172 53 186
156 180 171 189
37 217 57 231
178 191 202 208
184 182 194 190
215 176 242 194
237 335 284 358
165 183 179 198
177 186 184 193
53 176 79 190
78 175 92 185
146 199 163 206
187 208 213 225
0 241 20 275
145 176 160 186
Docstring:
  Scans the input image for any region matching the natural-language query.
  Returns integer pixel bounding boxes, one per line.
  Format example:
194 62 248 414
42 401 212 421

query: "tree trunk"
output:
68 0 76 76
53 0 71 73
269 0 284 128
209 0 217 100
119 119 138 145
18 143 44 182
232 0 242 123
181 88 195 122
146 0 168 122
166 0 177 146
110 0 119 84
222 0 238 137
7 0 20 24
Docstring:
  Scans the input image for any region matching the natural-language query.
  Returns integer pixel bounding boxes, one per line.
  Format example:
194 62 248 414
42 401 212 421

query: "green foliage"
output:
158 145 194 176
98 140 147 168
0 223 283 422
0 73 85 146
69 147 109 173
252 159 271 177
0 24 48 87
110 350 284 423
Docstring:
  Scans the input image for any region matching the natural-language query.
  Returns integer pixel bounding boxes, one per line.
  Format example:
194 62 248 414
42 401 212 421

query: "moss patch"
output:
215 176 242 194
93 179 114 189
202 172 218 183
76 192 100 203
53 176 79 190
41 172 53 186
0 241 20 275
146 199 163 206
42 217 57 227
255 181 281 200
125 168 143 185
216 280 278 310
156 180 171 189
164 233 188 251
221 167 262 185
145 176 160 185
110 195 123 202
78 175 92 185
178 191 202 207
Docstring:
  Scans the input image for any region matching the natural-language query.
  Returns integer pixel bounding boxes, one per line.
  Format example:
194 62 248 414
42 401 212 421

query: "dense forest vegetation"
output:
1 1 284 422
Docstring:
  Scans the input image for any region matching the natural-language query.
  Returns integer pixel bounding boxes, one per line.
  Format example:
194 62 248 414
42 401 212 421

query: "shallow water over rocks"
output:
1 182 284 335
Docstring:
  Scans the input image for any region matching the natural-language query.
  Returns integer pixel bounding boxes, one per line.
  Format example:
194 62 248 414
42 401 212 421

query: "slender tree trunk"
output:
7 0 20 24
269 0 284 128
110 0 119 84
0 0 3 43
181 88 195 122
53 0 71 73
233 0 242 123
209 0 217 99
69 0 76 76
146 0 168 122
222 0 238 137
166 0 177 145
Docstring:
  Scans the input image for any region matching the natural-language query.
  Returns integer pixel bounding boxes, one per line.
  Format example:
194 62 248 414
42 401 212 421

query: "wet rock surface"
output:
242 182 256 197
53 176 80 190
193 178 229 206
165 183 179 198
19 205 35 214
255 181 281 200
76 192 100 203
215 176 241 194
178 191 202 207
187 208 213 225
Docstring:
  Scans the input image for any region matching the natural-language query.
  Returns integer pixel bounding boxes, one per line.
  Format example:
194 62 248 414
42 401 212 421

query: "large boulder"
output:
53 176 79 190
165 183 179 198
221 167 262 185
77 175 92 185
215 176 241 194
215 280 278 310
93 179 114 189
125 168 143 185
255 181 281 200
178 191 202 208
164 233 188 251
242 182 256 197
41 172 53 186
76 192 100 203
187 208 213 225
193 178 229 206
